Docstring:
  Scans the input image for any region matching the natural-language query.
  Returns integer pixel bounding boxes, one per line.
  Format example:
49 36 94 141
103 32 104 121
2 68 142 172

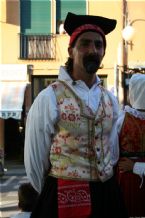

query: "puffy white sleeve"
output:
24 86 58 193
107 93 119 166
133 162 145 176
116 110 126 134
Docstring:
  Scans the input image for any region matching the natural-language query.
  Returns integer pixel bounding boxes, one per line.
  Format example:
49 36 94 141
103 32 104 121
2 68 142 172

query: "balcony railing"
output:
20 34 56 60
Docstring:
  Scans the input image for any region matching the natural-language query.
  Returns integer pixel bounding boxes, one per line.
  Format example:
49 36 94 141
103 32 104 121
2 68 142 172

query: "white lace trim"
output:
124 105 145 120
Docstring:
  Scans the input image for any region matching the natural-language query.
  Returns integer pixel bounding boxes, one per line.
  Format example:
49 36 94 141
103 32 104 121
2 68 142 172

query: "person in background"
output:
116 73 145 217
24 12 128 218
11 183 39 218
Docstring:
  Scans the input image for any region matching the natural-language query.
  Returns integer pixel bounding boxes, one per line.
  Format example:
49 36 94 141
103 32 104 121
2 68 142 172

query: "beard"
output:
83 53 102 74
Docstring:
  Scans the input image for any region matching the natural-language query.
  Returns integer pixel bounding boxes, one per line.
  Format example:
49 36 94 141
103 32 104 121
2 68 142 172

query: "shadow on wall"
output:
6 0 20 26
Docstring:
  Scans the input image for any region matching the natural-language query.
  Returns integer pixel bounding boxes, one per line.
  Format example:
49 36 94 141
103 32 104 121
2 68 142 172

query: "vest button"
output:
97 147 100 151
97 161 100 164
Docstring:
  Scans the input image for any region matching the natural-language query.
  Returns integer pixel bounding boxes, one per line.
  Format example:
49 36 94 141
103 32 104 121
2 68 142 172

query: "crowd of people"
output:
12 12 145 218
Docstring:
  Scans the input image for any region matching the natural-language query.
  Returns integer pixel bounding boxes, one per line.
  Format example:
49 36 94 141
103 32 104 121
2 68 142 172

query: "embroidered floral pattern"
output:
120 112 145 152
58 180 92 217
49 81 114 182
58 184 91 207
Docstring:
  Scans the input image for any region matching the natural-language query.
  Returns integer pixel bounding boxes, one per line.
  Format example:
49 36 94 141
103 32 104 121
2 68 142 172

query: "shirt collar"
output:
58 66 101 86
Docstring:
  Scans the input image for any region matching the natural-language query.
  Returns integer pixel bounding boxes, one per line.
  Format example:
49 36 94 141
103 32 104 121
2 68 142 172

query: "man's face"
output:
69 31 105 74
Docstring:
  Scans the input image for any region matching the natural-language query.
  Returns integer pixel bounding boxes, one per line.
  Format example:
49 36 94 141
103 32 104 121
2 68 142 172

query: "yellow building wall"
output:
1 0 20 63
0 0 69 75
126 1 145 64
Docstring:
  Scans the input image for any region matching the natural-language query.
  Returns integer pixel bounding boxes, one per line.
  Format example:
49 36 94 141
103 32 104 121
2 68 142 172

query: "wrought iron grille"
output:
20 34 56 60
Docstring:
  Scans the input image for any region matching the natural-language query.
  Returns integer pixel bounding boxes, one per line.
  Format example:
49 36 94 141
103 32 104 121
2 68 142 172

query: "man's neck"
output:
72 68 96 88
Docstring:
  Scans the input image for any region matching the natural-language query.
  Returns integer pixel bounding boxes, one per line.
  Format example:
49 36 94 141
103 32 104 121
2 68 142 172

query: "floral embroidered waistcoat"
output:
119 112 145 158
49 80 114 182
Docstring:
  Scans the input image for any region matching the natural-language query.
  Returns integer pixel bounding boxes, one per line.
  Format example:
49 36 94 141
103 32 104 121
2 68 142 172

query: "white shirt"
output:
24 66 119 193
11 212 31 218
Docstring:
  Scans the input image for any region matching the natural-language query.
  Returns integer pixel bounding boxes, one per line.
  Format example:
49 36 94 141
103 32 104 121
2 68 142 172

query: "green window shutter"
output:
20 0 51 34
56 0 86 32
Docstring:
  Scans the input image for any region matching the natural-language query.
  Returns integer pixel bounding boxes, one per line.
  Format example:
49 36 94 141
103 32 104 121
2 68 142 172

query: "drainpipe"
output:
0 118 4 174
118 0 128 108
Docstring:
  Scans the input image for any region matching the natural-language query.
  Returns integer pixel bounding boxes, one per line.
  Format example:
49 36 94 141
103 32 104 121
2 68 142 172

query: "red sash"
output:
58 179 92 218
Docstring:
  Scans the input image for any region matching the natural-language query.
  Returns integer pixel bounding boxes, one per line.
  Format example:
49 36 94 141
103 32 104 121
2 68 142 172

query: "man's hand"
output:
118 157 135 172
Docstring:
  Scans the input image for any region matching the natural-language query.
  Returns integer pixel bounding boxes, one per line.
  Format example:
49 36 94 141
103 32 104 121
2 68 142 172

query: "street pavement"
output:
0 161 28 218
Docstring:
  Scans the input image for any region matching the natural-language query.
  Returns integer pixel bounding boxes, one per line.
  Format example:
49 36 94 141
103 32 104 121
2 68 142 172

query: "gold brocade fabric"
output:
119 112 145 155
49 80 114 182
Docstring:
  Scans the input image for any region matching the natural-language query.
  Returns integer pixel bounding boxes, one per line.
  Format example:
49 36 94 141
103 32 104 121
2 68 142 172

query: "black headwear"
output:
64 12 117 36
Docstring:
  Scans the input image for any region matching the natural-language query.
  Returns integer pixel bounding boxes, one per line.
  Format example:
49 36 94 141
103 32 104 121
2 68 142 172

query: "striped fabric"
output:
0 82 27 119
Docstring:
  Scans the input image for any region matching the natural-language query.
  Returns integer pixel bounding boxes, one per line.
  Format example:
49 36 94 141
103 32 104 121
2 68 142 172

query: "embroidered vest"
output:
49 80 114 182
119 112 145 158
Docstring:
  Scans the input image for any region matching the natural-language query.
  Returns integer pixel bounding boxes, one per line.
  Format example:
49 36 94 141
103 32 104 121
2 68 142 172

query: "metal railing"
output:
20 34 56 60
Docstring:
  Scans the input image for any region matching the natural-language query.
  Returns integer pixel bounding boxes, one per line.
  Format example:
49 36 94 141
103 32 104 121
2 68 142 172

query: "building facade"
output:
1 0 145 163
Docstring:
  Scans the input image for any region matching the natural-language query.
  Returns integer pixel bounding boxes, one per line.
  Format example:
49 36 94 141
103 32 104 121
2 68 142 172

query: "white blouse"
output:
24 66 119 193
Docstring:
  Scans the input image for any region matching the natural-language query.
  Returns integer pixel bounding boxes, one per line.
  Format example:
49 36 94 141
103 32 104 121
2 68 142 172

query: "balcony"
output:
20 34 56 60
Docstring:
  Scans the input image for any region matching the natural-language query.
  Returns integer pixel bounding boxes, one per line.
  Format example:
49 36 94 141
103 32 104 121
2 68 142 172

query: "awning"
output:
0 81 27 120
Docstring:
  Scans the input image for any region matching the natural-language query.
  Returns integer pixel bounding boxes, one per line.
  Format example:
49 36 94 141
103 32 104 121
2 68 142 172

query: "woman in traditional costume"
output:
117 73 145 217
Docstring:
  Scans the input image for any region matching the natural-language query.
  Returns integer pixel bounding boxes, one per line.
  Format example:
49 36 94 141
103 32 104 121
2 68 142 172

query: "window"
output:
20 34 56 60
56 0 86 33
20 0 51 34
98 75 107 88
20 0 52 60
31 75 58 101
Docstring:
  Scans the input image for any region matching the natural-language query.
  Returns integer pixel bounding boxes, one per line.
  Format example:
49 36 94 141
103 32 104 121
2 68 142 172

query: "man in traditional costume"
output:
117 73 145 217
24 12 128 218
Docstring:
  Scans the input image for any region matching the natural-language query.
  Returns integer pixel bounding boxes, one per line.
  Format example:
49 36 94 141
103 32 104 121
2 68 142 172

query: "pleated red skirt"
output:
116 169 145 217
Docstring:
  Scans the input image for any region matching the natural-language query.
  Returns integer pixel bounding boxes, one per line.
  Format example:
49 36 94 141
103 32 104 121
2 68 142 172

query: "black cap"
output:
64 12 117 36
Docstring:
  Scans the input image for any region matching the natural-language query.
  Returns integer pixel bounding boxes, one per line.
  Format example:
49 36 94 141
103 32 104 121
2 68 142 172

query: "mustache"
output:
83 54 101 74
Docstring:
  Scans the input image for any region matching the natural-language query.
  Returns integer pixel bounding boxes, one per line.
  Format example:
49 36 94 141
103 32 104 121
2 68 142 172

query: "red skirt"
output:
116 169 145 216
